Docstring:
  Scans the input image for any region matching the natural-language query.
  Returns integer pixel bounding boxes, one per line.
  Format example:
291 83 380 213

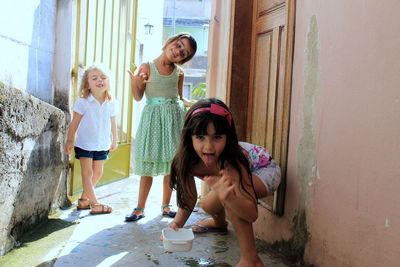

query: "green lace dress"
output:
134 61 185 176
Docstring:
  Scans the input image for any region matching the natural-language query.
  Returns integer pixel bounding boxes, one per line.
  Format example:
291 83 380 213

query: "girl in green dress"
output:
126 33 197 221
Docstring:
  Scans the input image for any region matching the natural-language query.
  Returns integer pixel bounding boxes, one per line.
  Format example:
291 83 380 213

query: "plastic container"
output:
162 228 194 252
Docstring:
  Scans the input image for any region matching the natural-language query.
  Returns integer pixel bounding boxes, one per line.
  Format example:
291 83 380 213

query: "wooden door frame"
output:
228 0 296 215
228 0 254 141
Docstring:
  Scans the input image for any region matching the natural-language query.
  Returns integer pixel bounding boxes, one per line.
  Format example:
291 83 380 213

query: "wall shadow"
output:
10 115 65 245
27 0 56 103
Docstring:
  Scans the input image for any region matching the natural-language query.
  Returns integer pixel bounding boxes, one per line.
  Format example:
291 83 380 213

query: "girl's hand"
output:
204 169 236 203
109 140 118 152
203 175 220 187
203 167 233 189
64 141 73 154
182 98 194 107
168 220 181 231
160 220 181 241
217 173 237 202
127 67 148 85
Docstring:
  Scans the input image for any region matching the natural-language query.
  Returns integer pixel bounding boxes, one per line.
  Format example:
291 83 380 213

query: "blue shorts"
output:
252 159 281 196
74 147 109 160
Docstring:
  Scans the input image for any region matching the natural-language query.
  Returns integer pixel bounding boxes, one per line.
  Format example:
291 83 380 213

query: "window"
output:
183 83 193 99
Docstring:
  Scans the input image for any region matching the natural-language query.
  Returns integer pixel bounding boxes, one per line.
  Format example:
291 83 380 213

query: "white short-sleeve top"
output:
73 95 118 151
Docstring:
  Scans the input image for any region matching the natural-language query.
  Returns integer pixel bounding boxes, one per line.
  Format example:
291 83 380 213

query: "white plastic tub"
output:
162 228 194 252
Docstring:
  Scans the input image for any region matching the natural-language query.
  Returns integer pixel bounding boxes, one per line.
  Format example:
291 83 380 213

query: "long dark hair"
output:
170 98 256 210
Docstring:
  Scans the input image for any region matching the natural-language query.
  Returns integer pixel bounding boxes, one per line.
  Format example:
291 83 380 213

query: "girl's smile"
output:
87 69 110 102
168 38 193 63
192 122 226 168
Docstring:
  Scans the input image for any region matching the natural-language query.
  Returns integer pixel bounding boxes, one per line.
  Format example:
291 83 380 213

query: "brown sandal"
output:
90 203 113 215
77 198 90 210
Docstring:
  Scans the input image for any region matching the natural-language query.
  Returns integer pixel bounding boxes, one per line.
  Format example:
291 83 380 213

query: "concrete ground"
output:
0 176 289 267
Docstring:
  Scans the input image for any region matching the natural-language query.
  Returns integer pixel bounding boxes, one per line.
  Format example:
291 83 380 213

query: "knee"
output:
200 201 209 212
82 169 93 179
200 199 212 213
93 169 103 178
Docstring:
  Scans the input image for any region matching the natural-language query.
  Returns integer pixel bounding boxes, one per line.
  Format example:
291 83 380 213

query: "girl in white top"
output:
64 64 118 215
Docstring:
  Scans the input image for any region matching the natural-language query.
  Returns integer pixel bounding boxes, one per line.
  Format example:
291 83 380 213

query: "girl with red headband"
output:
168 98 281 267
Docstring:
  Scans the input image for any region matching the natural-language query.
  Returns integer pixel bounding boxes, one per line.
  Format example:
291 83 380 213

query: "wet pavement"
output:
0 176 289 267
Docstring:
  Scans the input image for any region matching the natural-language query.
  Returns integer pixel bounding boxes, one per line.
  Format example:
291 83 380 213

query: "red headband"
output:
191 104 232 126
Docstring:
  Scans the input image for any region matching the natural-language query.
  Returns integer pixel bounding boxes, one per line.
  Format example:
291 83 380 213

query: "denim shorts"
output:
74 146 109 160
252 159 281 196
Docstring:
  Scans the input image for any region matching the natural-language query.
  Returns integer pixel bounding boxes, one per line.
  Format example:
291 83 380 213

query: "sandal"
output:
77 198 90 210
191 218 228 234
161 204 176 218
90 203 112 215
125 208 145 222
191 223 228 234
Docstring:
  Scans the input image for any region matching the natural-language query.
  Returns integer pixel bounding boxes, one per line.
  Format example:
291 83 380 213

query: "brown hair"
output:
162 32 197 64
79 64 112 100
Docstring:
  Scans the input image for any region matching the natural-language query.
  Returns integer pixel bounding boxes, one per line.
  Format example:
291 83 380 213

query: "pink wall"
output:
255 1 400 266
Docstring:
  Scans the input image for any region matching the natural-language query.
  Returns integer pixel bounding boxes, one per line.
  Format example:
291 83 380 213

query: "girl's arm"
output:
64 112 83 154
127 63 149 101
177 72 193 107
204 164 258 223
169 176 197 229
109 116 118 152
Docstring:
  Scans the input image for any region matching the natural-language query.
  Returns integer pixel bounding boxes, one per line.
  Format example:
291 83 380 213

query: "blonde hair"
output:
79 64 112 100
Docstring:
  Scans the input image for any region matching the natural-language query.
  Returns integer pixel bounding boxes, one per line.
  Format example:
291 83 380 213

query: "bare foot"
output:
236 255 264 267
191 218 228 233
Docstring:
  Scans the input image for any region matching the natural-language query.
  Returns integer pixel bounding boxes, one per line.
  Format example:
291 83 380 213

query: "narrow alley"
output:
0 176 289 267
2 1 400 266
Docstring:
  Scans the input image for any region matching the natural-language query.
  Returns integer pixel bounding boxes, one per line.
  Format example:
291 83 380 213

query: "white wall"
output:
0 0 57 104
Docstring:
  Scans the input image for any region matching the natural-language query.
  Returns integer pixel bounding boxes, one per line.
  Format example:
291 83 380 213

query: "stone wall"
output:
0 83 69 256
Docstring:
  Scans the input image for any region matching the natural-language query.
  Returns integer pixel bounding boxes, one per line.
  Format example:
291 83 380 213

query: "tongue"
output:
204 154 213 168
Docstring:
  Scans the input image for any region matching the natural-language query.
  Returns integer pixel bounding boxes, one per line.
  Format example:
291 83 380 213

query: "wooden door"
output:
247 0 295 215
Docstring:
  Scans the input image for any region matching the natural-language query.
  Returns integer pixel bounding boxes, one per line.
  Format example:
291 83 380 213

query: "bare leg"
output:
79 158 98 205
81 160 104 200
226 206 264 267
192 190 228 231
134 176 153 215
252 174 268 198
162 175 173 212
199 188 264 267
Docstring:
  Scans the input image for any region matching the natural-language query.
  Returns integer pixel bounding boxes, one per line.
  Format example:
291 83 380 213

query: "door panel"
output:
251 32 271 146
247 0 295 215
257 0 286 18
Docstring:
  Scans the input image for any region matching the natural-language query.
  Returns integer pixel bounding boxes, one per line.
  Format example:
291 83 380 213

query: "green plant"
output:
191 82 206 101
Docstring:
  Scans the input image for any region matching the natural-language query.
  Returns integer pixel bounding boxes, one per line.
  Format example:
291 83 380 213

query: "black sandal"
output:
125 208 145 222
161 204 176 218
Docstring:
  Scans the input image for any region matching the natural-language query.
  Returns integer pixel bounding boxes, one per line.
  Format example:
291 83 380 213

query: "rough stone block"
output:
0 83 69 255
